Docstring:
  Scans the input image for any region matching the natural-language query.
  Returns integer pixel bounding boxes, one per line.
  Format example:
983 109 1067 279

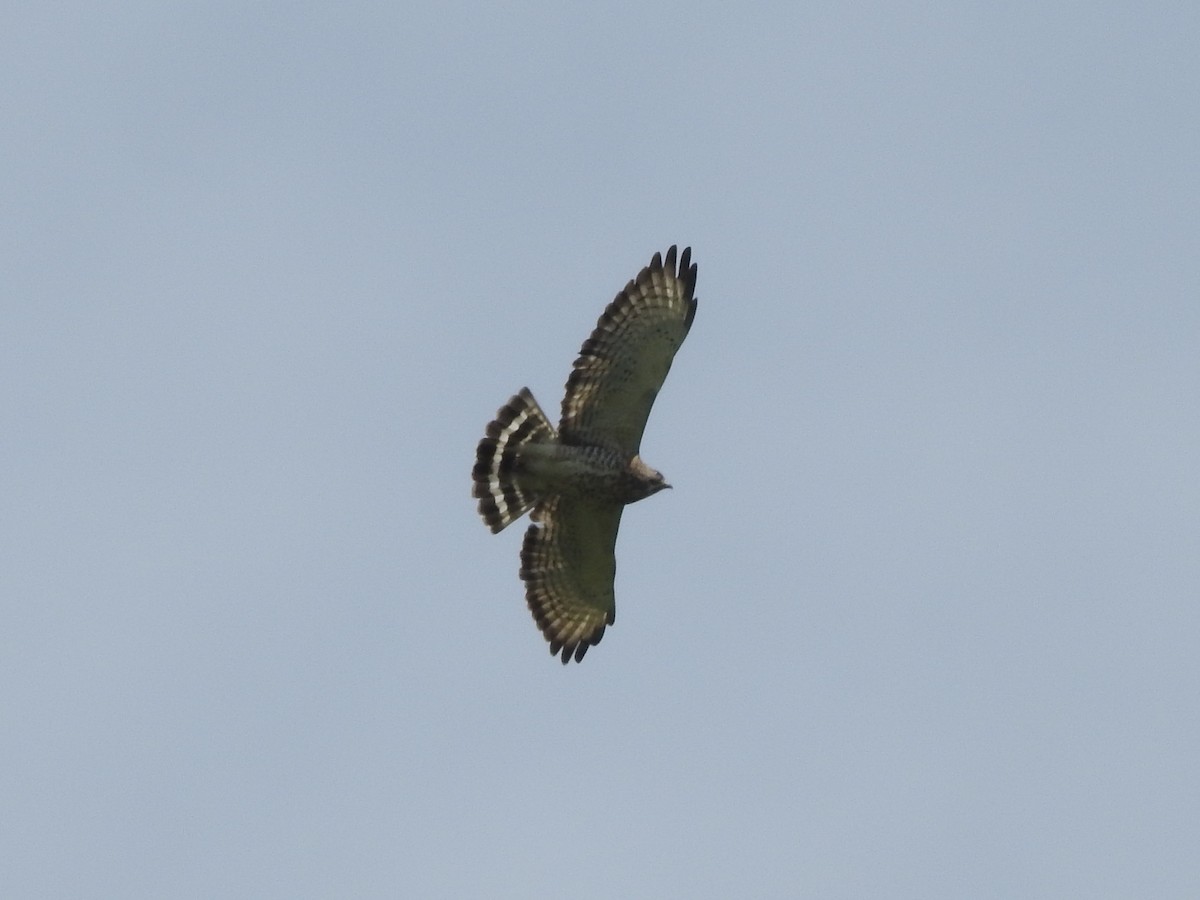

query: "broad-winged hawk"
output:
473 246 698 663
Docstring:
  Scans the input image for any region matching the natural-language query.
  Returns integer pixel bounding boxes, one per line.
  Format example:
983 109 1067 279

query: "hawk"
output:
473 246 698 663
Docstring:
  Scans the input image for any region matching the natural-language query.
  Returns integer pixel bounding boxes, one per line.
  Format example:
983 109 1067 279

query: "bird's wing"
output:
520 496 623 663
559 246 697 456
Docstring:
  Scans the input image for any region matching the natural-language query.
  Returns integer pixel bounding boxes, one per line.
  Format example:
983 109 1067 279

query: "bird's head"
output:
628 455 671 502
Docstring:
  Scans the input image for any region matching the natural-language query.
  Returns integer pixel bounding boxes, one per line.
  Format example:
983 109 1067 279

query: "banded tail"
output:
473 388 557 533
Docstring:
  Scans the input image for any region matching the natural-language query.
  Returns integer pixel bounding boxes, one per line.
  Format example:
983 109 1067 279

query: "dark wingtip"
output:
675 245 698 330
543 629 603 665
680 246 697 299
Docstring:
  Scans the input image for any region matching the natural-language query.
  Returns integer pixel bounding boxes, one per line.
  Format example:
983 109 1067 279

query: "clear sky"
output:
4 3 1198 898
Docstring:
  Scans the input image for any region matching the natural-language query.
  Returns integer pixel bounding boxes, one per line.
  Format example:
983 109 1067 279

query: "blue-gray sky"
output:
4 3 1198 897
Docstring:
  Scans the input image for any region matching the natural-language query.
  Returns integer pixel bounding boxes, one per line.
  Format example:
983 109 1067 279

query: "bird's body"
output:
494 439 663 507
473 246 698 663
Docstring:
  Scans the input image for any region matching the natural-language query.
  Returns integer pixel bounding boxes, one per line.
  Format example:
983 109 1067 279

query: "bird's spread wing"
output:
559 246 697 455
520 496 623 663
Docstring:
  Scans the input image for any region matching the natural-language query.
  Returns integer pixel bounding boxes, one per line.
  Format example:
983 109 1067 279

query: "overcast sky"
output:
4 3 1199 898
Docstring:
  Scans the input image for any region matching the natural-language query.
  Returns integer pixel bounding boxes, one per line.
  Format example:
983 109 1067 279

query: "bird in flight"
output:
473 246 698 663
